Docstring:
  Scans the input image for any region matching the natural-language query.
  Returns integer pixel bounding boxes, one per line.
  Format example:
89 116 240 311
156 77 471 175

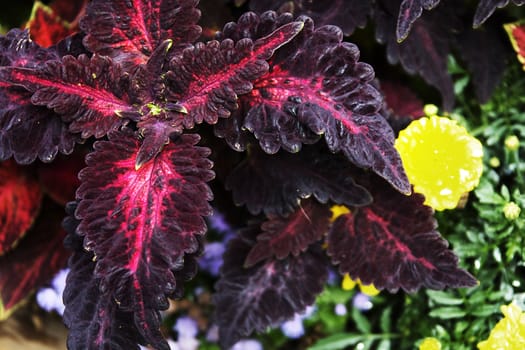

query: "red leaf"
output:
0 160 42 256
396 0 441 41
0 199 68 320
166 20 304 129
380 80 424 119
505 21 525 70
474 0 525 28
244 199 332 267
0 54 136 139
75 129 214 322
214 228 328 349
80 0 202 67
327 174 478 293
25 0 85 48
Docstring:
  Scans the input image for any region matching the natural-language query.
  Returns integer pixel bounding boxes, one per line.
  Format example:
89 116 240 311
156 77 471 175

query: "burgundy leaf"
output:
0 199 69 320
455 24 508 103
0 87 79 164
0 160 42 256
396 0 441 41
80 0 202 67
327 174 478 293
213 228 328 349
63 228 160 350
218 12 410 194
474 0 525 28
380 80 423 119
166 20 304 129
0 29 58 69
75 129 214 341
226 145 372 216
250 0 372 36
244 199 332 267
0 54 136 139
375 0 456 110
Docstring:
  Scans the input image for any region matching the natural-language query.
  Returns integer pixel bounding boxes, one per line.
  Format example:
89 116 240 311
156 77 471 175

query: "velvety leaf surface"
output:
396 0 441 41
455 24 508 103
25 0 82 48
226 145 372 216
0 54 135 139
327 174 478 293
250 0 372 36
219 12 410 194
75 129 214 343
214 228 328 348
375 0 456 110
80 0 202 67
0 160 42 255
63 215 155 350
0 87 79 164
0 199 69 320
244 199 332 267
166 20 304 129
474 0 525 28
0 29 58 69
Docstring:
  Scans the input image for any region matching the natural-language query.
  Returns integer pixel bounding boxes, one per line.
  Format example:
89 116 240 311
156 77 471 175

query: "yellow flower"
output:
477 302 525 350
341 274 380 296
330 205 351 222
394 115 483 210
419 337 442 350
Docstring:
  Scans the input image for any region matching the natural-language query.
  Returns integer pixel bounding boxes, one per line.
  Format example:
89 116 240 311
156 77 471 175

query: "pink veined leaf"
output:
375 0 456 110
244 198 332 267
165 20 304 129
0 29 58 69
218 13 410 194
213 227 328 349
80 0 202 67
474 0 525 28
396 0 441 41
327 173 478 293
225 145 372 216
250 0 372 36
74 129 214 343
0 54 137 139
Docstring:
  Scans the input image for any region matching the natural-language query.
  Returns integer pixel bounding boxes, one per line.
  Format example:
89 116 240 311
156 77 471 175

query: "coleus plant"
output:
2 0 511 349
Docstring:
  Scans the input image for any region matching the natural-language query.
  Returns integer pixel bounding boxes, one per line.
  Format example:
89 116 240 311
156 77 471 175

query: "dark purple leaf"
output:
0 29 58 69
244 199 332 267
0 199 69 320
219 12 410 194
0 54 136 139
327 174 478 293
396 0 441 41
375 0 457 110
226 145 372 216
80 0 202 67
455 24 509 103
214 228 328 348
0 160 42 256
74 129 214 344
166 20 304 129
250 0 372 36
474 0 525 28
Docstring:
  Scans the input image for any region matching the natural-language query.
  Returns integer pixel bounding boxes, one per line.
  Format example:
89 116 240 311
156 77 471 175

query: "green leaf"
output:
351 308 371 333
426 290 464 306
380 307 392 333
308 333 365 350
429 306 467 319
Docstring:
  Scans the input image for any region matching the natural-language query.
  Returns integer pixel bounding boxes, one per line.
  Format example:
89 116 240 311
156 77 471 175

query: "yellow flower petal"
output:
330 205 351 222
419 337 442 350
342 274 356 291
395 116 483 211
358 282 380 297
477 302 525 350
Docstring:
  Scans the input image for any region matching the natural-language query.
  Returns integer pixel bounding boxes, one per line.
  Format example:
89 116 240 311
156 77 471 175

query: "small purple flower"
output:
281 314 305 338
334 303 348 316
352 292 373 311
199 242 225 276
174 316 199 339
206 324 219 343
231 339 263 350
36 268 69 315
